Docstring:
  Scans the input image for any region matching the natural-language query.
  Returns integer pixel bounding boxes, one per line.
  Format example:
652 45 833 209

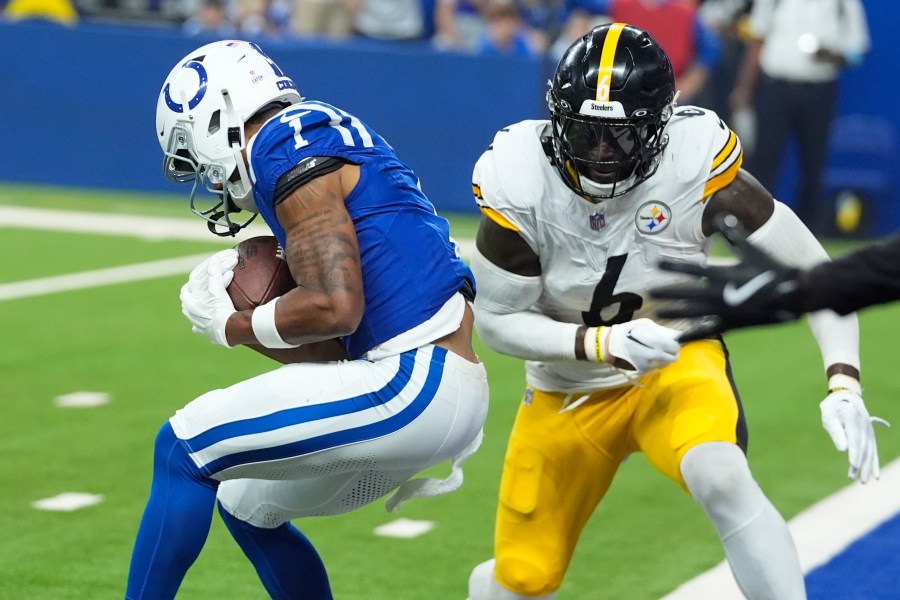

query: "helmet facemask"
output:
549 101 672 200
547 23 677 202
161 119 257 237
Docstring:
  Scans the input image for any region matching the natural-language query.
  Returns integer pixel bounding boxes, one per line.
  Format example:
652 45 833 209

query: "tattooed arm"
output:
224 163 365 347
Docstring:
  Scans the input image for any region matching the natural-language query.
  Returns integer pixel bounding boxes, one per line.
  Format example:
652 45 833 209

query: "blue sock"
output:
125 422 218 600
217 502 333 600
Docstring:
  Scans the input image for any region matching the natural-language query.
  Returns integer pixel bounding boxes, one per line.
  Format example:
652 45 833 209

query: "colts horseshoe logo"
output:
164 60 208 113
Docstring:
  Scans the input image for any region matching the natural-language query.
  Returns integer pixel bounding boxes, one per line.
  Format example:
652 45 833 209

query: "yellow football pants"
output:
493 339 746 596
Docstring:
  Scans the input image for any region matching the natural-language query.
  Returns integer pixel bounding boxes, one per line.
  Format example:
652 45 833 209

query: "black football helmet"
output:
547 23 676 201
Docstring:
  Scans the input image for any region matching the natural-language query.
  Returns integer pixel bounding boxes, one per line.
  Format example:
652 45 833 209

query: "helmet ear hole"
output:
208 110 221 135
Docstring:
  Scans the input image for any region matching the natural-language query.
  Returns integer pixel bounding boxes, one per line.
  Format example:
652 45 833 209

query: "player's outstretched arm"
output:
650 213 805 341
651 171 889 482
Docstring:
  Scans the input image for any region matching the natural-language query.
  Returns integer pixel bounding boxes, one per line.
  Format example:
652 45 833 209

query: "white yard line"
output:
0 205 474 300
32 492 105 512
0 253 213 301
373 518 436 539
662 458 900 599
0 205 271 242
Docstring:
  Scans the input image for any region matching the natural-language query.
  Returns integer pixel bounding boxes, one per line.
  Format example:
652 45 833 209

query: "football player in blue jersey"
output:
125 40 488 599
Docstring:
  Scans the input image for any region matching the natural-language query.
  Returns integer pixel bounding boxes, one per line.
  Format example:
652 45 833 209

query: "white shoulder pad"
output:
664 106 743 200
472 121 552 241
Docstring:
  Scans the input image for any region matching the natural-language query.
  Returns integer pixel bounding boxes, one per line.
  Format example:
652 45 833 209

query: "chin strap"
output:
207 208 256 237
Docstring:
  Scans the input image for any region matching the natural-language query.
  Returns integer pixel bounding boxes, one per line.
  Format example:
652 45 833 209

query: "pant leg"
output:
491 387 633 597
213 348 489 523
793 80 838 228
217 502 333 600
125 422 219 600
746 76 794 193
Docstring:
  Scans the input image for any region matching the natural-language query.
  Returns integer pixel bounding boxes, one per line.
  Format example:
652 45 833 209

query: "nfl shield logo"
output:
590 211 606 230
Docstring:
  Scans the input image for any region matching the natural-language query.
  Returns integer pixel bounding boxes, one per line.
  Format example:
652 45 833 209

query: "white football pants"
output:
168 345 488 527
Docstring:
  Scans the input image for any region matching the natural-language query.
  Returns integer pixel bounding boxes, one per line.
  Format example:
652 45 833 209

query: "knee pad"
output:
681 442 765 536
468 558 558 600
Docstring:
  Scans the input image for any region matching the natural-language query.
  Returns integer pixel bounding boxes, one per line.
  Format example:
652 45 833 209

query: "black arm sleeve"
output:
273 156 348 205
801 234 900 315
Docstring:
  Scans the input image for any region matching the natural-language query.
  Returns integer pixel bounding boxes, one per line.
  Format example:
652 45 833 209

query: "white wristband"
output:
828 373 862 395
582 326 606 362
251 297 301 349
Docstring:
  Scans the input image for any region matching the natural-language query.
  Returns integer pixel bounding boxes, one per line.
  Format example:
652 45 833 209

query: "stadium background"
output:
1 7 900 599
1 2 898 219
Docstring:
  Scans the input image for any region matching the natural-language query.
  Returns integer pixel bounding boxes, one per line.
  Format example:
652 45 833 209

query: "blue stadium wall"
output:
1 5 897 221
0 21 545 214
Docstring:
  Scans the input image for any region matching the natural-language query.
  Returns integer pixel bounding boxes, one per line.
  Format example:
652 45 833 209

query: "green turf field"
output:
1 183 897 599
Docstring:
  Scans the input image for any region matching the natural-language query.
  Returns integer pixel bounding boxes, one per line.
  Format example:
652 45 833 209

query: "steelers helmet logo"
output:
634 201 672 234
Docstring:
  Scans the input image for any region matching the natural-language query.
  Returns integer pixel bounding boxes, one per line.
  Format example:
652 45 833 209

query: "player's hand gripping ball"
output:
228 236 349 363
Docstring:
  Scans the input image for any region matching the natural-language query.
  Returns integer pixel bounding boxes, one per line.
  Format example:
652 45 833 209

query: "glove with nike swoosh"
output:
649 214 804 342
596 318 682 372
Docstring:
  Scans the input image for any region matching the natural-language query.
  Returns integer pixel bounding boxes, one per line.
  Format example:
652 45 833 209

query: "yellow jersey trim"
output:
703 148 743 200
480 206 520 231
711 130 738 172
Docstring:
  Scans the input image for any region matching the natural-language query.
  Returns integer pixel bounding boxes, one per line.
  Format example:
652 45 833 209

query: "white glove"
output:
180 249 239 348
601 318 681 373
820 389 889 483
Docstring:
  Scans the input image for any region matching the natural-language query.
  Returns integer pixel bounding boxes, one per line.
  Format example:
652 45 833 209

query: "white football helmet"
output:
156 40 302 235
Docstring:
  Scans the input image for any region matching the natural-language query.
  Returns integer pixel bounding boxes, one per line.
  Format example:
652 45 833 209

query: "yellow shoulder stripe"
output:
703 148 743 200
711 130 737 172
479 206 520 231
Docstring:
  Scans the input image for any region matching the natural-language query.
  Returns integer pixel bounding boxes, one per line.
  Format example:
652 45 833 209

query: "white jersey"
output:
473 107 742 392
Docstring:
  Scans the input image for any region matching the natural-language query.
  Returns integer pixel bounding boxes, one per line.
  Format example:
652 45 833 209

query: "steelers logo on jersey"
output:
634 201 672 234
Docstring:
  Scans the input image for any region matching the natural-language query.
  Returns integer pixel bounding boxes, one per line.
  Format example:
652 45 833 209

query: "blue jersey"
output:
248 101 474 359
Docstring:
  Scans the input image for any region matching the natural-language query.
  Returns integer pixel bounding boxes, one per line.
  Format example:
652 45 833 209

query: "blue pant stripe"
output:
200 347 448 476
185 350 418 451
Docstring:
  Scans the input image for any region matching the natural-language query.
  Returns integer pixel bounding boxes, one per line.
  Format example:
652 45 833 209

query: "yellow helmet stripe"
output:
596 23 627 102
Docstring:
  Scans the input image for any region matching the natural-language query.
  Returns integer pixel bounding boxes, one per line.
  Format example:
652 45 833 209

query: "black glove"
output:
649 214 804 342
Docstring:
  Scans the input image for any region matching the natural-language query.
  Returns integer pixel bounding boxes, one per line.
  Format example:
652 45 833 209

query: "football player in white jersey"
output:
466 23 882 600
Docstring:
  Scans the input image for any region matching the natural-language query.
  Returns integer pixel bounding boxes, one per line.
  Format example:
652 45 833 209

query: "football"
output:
228 235 295 311
228 235 349 363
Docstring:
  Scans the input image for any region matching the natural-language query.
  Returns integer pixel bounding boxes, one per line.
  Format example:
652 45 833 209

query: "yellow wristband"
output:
595 326 605 363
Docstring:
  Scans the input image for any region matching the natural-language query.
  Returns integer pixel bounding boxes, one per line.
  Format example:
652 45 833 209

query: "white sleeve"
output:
470 247 580 361
747 201 860 371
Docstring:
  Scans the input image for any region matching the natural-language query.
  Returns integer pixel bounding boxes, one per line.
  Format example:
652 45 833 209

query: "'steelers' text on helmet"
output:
547 23 676 202
156 40 302 235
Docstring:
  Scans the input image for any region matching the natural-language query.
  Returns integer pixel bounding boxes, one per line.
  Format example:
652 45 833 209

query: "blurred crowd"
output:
1 0 742 60
0 0 754 107
2 0 875 235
